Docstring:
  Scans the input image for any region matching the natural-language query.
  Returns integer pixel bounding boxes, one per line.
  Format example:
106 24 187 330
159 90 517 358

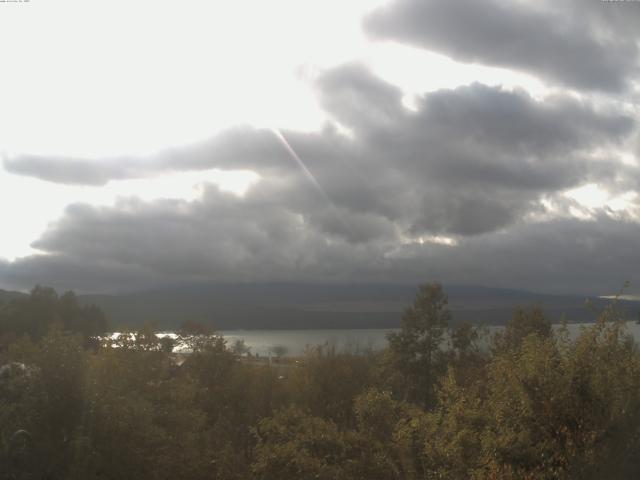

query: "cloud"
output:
1 65 638 293
308 65 634 235
383 213 640 295
364 0 640 92
3 127 286 186
0 182 393 292
2 209 640 295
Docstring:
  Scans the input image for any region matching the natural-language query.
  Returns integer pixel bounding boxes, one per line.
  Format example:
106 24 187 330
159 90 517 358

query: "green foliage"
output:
287 344 374 425
425 306 640 479
384 282 451 407
252 407 352 480
253 389 428 480
354 388 426 479
2 283 640 479
74 343 212 479
231 338 251 356
0 286 108 344
158 335 176 353
269 344 288 359
493 305 552 353
1 327 87 478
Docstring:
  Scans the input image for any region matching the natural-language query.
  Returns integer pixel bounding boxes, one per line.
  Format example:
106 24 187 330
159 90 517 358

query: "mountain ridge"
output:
3 284 638 330
75 283 640 330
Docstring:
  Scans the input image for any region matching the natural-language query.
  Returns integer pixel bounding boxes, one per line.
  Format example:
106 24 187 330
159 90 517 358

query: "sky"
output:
1 0 640 295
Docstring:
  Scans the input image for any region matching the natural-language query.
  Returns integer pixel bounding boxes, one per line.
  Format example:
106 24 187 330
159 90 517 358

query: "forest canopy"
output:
1 283 640 479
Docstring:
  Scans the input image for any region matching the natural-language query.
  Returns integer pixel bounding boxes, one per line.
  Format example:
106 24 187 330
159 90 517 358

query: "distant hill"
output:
76 283 640 330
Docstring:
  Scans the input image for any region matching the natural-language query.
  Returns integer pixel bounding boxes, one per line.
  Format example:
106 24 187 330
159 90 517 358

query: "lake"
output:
220 321 640 357
220 329 393 356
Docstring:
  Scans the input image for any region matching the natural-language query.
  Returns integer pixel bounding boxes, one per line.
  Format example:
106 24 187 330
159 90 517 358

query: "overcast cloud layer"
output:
365 0 640 93
2 0 640 295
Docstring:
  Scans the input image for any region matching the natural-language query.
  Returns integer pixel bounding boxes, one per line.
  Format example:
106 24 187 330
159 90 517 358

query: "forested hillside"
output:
2 283 640 478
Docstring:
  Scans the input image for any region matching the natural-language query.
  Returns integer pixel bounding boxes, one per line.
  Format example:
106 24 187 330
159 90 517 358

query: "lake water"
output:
220 329 393 356
220 321 640 357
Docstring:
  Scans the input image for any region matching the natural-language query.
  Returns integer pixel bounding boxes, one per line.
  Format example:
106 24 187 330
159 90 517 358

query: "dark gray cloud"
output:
0 182 391 292
307 65 634 235
383 213 640 296
1 64 638 293
364 0 640 92
3 127 286 185
2 209 640 296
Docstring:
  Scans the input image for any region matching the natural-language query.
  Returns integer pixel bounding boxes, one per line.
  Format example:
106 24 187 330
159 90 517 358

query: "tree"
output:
2 327 88 479
252 407 353 480
492 305 551 353
425 306 640 479
384 282 450 408
159 335 176 354
287 344 374 426
73 335 212 480
354 388 426 479
0 286 108 343
269 345 288 361
231 339 251 356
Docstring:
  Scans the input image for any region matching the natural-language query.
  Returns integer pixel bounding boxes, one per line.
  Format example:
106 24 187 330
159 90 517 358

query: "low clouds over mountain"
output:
2 60 638 294
2 0 639 295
